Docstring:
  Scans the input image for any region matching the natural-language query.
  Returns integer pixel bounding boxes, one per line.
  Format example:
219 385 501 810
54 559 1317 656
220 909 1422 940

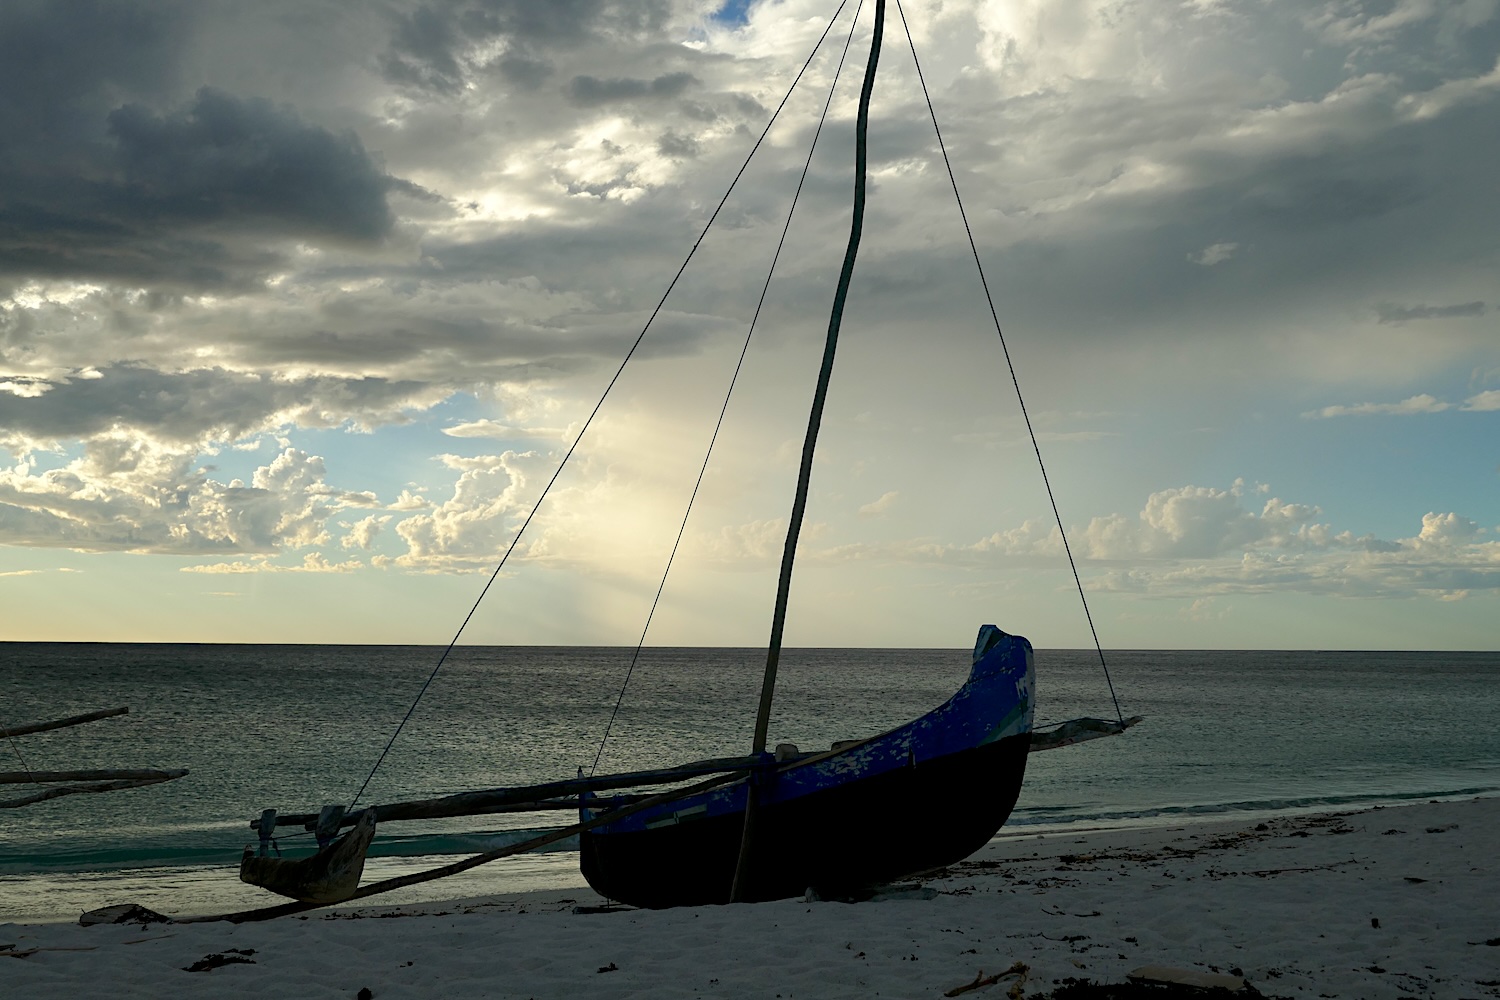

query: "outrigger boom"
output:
249 753 769 837
247 718 1137 840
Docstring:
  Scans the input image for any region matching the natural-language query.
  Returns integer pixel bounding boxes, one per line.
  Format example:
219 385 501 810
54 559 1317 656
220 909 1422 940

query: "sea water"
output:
2 644 1497 922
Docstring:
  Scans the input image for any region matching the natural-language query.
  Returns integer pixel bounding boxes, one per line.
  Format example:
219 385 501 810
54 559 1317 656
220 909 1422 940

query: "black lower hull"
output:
580 731 1030 908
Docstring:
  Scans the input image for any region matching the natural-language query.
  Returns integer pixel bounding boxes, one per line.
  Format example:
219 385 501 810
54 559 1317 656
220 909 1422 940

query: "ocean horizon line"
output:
4 639 1499 653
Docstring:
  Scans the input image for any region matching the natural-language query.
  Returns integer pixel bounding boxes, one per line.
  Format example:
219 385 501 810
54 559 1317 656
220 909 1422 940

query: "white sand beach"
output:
4 797 1497 999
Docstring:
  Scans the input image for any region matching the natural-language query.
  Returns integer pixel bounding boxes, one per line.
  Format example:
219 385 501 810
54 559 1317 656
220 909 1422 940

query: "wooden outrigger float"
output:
240 809 377 904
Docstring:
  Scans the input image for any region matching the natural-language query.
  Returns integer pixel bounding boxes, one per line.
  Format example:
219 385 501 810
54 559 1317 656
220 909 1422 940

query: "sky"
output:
0 0 1496 650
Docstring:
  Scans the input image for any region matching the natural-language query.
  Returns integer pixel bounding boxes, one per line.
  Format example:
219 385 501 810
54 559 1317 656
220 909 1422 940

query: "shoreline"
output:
7 788 1497 926
5 796 1497 998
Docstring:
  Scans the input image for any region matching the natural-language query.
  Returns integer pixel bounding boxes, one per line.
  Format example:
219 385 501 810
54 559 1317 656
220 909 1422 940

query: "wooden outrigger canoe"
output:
579 625 1034 907
223 0 1141 919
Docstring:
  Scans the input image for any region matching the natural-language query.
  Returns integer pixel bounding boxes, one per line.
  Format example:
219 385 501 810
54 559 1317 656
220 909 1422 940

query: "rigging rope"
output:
346 0 857 810
892 0 1124 724
2 735 37 789
590 0 869 777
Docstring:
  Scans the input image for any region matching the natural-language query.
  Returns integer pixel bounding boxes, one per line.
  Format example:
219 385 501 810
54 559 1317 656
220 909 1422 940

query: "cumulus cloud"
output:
389 489 433 511
1089 533 1500 600
0 444 341 555
0 378 51 399
1302 389 1500 418
1189 242 1239 266
780 480 1496 602
1415 511 1480 545
694 518 788 568
1302 394 1452 418
392 451 544 570
341 514 392 550
182 552 365 573
1463 389 1500 411
1376 301 1487 324
1076 488 1498 600
857 490 898 516
1090 484 1349 559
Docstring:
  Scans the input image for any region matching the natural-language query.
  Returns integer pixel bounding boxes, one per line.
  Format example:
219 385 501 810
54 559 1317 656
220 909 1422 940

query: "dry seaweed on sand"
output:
182 948 256 973
1031 977 1283 999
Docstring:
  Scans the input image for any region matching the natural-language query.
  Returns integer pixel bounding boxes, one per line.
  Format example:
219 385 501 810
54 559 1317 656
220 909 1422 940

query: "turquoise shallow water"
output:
3 643 1498 921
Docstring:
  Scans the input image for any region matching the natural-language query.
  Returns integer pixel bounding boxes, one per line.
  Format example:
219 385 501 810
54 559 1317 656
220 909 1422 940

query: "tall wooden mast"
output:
750 0 885 756
732 0 885 903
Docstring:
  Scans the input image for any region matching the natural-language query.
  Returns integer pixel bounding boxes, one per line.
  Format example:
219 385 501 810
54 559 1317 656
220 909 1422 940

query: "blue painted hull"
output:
580 627 1034 907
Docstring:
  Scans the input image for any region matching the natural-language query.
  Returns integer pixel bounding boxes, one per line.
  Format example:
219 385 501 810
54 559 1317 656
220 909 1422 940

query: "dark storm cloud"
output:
107 88 398 242
1237 158 1422 230
567 71 699 106
657 130 701 158
242 288 724 375
921 83 1500 348
0 2 413 291
0 216 283 291
0 365 448 445
0 88 407 288
496 53 556 89
380 4 468 94
1376 301 1487 324
217 304 591 374
377 0 672 94
454 0 613 46
0 0 187 139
